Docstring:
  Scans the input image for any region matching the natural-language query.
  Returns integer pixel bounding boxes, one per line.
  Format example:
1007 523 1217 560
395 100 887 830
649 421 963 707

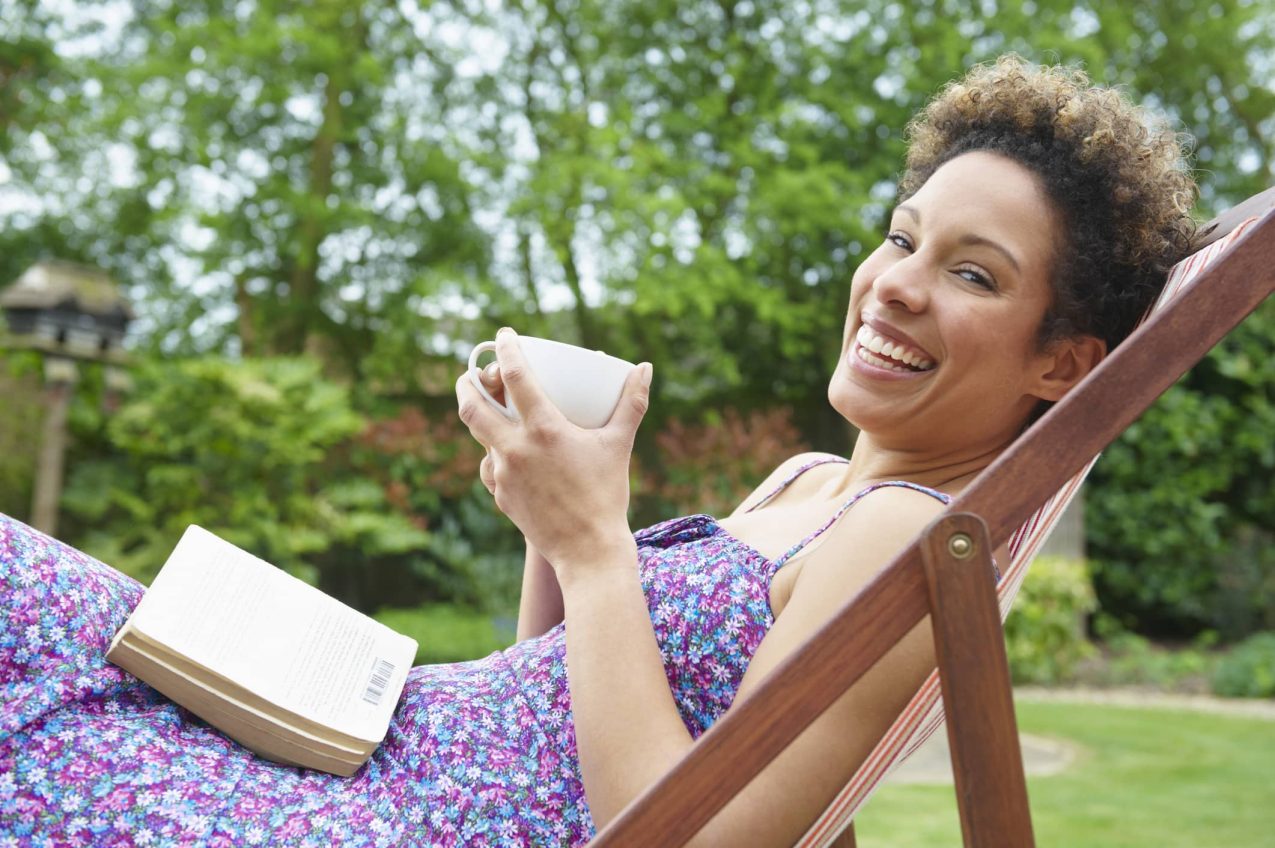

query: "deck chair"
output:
585 185 1275 848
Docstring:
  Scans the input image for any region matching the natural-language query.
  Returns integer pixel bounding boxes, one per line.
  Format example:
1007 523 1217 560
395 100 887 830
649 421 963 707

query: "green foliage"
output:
1088 299 1275 638
350 405 524 615
61 356 428 594
1211 632 1275 699
0 12 59 154
0 353 43 520
1081 622 1217 691
414 502 526 620
4 0 1272 637
373 603 511 666
1005 556 1098 685
634 407 811 522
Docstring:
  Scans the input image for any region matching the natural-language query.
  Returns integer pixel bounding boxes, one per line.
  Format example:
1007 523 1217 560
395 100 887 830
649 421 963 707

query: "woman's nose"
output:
871 254 931 313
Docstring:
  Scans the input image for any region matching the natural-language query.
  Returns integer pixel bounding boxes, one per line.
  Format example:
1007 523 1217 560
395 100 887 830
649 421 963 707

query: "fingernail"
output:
640 363 653 387
497 326 514 338
484 362 498 380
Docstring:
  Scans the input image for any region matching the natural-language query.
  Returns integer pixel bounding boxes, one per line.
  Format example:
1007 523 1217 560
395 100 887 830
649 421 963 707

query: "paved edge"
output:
1014 686 1275 721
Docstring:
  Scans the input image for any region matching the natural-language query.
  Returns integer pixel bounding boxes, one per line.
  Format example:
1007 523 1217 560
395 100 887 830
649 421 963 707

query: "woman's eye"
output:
886 231 912 250
956 267 996 290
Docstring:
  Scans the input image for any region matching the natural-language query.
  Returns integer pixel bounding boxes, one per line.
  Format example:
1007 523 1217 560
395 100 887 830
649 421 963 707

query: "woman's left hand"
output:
456 328 653 577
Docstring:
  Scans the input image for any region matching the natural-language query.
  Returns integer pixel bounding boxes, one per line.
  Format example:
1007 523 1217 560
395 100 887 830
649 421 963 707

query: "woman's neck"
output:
820 433 1007 501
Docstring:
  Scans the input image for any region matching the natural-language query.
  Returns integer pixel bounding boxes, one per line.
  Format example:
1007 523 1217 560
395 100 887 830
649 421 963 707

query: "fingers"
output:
605 362 653 441
493 328 556 428
456 370 513 447
479 362 505 405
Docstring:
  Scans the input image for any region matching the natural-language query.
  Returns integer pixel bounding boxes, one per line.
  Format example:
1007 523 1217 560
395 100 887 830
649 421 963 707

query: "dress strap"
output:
744 455 849 514
772 481 952 570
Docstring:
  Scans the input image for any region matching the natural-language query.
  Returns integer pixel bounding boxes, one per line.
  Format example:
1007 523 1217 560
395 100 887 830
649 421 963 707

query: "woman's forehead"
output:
899 151 1059 275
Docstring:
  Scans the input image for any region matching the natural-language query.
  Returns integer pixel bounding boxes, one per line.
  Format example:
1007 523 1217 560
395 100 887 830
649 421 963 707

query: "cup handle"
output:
467 341 519 421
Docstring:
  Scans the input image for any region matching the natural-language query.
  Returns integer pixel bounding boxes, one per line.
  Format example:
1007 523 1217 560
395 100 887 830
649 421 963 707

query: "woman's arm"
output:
515 541 564 641
555 545 696 827
456 330 691 825
554 491 948 842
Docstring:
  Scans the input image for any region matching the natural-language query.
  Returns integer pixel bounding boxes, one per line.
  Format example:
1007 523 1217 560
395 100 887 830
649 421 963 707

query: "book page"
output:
127 525 417 743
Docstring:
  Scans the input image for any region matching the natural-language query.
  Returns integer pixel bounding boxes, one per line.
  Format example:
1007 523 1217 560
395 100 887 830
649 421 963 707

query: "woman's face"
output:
829 150 1084 457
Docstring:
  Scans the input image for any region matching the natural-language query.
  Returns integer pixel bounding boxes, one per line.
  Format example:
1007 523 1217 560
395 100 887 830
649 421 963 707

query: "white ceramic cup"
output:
467 335 637 429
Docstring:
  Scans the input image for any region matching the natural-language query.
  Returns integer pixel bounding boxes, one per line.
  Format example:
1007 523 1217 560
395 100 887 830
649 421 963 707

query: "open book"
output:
106 525 418 777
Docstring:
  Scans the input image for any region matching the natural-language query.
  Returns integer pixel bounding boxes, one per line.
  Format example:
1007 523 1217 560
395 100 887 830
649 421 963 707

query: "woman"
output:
456 54 1195 845
2 56 1194 847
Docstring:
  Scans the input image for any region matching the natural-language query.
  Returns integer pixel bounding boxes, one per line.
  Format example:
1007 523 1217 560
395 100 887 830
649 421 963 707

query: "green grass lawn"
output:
854 699 1275 847
373 603 510 665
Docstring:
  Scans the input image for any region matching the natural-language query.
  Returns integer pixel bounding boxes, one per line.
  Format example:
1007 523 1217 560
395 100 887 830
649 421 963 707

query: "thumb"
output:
606 362 652 438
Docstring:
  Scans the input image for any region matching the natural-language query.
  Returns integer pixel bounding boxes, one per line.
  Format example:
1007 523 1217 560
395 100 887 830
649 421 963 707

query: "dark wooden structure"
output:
1 261 134 535
585 188 1275 848
0 260 132 365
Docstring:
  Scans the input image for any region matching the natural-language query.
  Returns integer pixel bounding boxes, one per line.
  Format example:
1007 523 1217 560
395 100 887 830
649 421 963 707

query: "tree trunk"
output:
284 66 344 354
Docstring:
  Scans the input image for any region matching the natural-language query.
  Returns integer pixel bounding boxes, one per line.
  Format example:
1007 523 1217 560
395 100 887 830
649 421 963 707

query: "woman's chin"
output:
828 381 902 435
828 361 939 439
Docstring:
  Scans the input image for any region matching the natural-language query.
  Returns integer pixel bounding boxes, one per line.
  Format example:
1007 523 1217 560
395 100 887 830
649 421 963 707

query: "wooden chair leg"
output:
921 513 1035 848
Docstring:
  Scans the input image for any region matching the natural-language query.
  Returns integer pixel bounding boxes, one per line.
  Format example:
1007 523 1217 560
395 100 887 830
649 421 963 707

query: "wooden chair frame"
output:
585 188 1275 848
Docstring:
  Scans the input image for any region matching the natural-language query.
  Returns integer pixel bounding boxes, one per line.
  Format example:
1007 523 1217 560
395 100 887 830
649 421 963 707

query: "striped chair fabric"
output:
795 215 1265 847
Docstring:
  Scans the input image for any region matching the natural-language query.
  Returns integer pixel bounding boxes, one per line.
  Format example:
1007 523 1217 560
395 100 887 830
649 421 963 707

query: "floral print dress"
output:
1 458 948 847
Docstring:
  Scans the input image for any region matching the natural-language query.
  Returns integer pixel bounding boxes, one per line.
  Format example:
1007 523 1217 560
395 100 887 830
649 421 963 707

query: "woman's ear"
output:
1031 334 1107 402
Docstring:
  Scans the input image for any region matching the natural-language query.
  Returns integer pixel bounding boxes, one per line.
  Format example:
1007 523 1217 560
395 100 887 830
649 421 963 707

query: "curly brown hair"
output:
899 54 1198 352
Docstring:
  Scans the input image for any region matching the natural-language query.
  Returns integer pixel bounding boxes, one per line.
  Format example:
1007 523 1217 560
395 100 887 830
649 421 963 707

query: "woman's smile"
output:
850 316 936 376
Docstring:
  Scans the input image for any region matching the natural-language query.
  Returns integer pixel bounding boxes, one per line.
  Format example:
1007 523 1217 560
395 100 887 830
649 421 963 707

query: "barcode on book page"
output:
362 658 396 706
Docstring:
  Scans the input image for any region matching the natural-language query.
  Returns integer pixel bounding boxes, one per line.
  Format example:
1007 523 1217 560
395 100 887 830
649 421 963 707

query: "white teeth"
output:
856 346 910 372
854 322 935 372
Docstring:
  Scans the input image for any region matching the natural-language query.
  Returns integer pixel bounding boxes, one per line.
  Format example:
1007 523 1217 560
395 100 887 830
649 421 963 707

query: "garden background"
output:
1 0 1272 696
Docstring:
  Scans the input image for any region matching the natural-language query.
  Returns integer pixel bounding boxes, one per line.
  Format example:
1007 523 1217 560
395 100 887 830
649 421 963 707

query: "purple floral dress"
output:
1 459 948 847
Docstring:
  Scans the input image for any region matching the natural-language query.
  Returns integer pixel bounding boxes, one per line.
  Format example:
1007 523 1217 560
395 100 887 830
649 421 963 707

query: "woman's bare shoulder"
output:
727 452 846 518
782 483 951 602
820 482 950 550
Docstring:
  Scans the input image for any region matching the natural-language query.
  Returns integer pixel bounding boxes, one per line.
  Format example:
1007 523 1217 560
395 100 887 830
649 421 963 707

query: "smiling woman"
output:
830 151 1092 460
457 55 1198 848
1 55 1199 848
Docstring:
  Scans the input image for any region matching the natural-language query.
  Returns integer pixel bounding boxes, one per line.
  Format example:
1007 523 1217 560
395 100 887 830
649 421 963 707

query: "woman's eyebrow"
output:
893 204 1021 274
958 234 1022 274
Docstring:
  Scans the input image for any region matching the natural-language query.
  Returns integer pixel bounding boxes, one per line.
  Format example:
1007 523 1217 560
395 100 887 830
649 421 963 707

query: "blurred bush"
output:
1211 632 1275 699
0 354 43 521
1075 619 1217 692
60 356 431 609
1005 556 1098 685
635 407 809 522
349 405 523 617
1088 300 1275 641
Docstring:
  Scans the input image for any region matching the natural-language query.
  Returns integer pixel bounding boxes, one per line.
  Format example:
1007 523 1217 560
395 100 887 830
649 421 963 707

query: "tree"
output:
5 0 1272 635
